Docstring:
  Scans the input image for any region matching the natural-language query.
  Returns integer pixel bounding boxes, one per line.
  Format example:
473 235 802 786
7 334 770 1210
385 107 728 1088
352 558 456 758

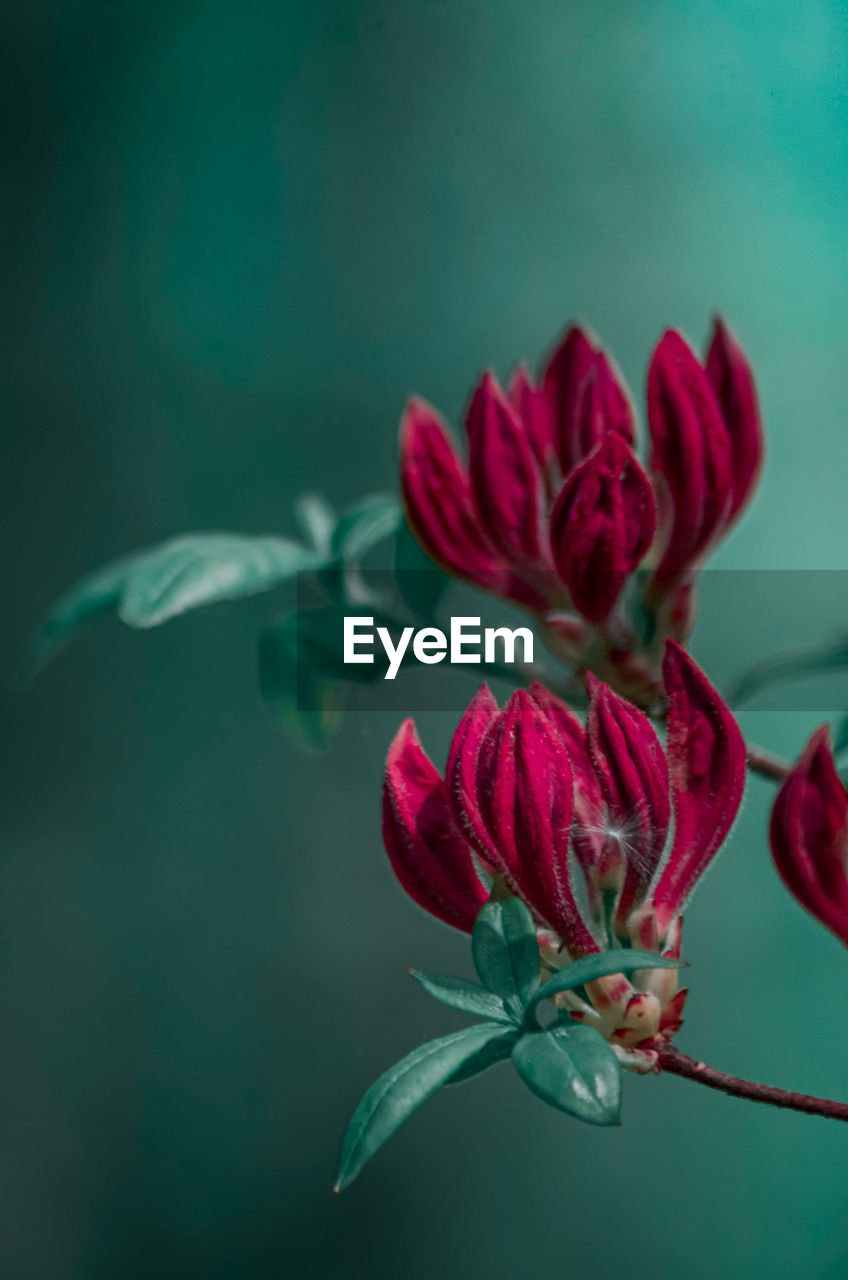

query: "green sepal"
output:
471 897 540 1012
524 950 685 1029
335 1022 516 1191
409 971 517 1025
512 1019 621 1126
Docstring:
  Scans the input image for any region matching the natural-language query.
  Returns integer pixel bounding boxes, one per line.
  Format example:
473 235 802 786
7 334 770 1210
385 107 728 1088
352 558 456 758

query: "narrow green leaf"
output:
335 1023 515 1191
294 492 336 555
117 533 321 628
27 551 146 679
512 1020 621 1126
30 532 324 677
525 950 684 1029
394 519 450 620
471 897 540 1009
331 495 402 565
445 1029 519 1085
409 971 517 1024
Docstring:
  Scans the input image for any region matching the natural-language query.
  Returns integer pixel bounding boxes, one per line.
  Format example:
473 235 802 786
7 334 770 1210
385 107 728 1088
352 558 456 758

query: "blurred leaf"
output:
331 494 402 565
409 971 517 1024
725 634 848 707
394 518 451 619
335 1023 516 1191
294 492 336 555
471 897 540 1012
258 612 346 749
525 951 684 1029
31 532 322 677
512 1021 621 1126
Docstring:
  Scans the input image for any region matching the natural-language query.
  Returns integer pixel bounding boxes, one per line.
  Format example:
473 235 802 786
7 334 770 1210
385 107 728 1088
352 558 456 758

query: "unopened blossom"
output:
770 727 848 946
382 641 746 1065
401 318 762 705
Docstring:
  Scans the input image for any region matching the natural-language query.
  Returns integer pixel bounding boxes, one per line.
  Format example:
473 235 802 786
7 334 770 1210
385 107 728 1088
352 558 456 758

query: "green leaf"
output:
331 495 402 565
725 634 848 708
512 1020 621 1126
525 950 685 1029
335 1022 515 1191
471 897 540 1010
409 971 517 1024
27 550 146 679
117 534 320 628
30 532 323 676
257 610 347 749
394 519 450 620
294 492 336 555
445 1028 519 1085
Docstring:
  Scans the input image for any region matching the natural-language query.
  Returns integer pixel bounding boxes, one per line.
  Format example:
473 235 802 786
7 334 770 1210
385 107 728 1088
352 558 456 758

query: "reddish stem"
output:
656 1043 848 1122
745 743 791 783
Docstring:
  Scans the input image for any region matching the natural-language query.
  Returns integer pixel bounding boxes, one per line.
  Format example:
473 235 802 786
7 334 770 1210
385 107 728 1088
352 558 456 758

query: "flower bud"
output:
550 432 655 623
383 719 488 932
770 727 848 946
652 642 747 933
647 330 732 594
705 316 763 525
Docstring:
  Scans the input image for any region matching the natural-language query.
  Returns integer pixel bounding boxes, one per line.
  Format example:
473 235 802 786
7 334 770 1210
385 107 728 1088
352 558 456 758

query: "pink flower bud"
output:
383 719 488 932
543 327 634 473
652 642 746 933
472 691 599 955
586 673 671 930
770 727 848 946
444 684 499 870
400 397 506 590
508 364 556 475
550 433 655 623
466 371 548 565
647 330 733 594
705 317 764 525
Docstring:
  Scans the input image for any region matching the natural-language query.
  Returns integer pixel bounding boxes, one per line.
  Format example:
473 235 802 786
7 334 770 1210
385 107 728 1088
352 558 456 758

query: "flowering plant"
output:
28 314 848 1190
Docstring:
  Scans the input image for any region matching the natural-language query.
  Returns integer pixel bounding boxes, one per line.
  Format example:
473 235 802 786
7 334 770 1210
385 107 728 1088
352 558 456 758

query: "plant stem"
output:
745 743 791 783
656 1043 848 1122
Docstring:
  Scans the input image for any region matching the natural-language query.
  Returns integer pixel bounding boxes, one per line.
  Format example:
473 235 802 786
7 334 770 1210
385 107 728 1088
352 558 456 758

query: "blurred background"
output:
4 1 848 1276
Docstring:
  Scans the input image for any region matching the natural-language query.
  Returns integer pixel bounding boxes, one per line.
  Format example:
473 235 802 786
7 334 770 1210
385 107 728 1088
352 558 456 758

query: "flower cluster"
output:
401 319 762 705
382 640 746 1065
770 727 848 946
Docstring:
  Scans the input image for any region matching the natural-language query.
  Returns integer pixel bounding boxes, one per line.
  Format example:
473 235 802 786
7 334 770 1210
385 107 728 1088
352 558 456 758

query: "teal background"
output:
4 1 848 1276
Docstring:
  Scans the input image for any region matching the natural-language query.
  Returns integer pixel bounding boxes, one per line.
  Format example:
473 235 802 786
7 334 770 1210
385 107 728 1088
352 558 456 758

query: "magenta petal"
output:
476 691 599 955
542 325 596 474
653 642 746 931
706 317 764 524
508 364 556 473
445 684 500 868
383 719 488 932
567 352 636 468
466 371 547 563
529 681 605 907
586 674 671 926
647 330 733 593
550 433 655 623
400 397 507 589
770 727 848 946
